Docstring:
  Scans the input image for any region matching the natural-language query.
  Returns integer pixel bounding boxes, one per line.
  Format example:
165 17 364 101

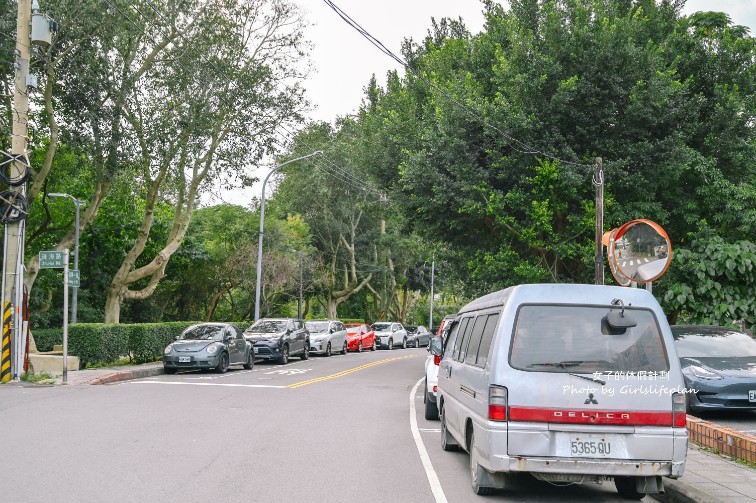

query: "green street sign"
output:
68 269 80 287
39 250 65 269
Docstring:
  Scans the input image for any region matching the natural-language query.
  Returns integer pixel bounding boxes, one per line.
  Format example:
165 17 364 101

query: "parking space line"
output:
131 381 285 388
285 354 416 389
409 377 448 503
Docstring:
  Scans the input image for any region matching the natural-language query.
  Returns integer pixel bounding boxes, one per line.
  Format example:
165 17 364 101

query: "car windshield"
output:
372 323 391 331
306 322 330 333
181 325 224 341
246 320 287 334
510 304 669 373
673 329 756 358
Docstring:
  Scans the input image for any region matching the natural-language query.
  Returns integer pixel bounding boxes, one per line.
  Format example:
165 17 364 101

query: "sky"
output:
206 0 756 206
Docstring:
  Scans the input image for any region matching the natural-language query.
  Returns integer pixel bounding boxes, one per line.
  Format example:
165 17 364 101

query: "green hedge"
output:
32 322 205 368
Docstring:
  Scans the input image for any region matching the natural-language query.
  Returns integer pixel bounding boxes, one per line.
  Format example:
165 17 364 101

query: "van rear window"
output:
509 305 669 373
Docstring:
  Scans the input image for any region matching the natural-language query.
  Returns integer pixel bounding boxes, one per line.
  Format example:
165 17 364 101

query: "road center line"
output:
410 377 448 503
285 354 416 389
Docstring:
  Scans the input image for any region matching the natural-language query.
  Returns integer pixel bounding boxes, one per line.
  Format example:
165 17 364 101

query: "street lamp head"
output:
47 193 69 198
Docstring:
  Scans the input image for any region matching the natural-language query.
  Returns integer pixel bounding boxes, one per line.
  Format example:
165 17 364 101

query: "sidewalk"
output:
46 361 164 386
654 442 756 503
21 363 756 502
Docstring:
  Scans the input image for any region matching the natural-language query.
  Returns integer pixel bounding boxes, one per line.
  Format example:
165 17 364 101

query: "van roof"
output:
459 283 658 314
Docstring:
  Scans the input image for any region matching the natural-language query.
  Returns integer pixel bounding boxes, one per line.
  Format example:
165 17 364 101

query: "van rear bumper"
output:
491 455 685 478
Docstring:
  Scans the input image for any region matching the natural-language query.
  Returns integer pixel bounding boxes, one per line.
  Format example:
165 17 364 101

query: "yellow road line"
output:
286 354 416 389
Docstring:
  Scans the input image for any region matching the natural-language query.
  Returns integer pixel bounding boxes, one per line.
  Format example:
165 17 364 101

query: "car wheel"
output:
279 345 289 365
441 406 458 452
164 366 177 375
424 381 439 420
341 341 348 355
614 477 646 500
402 337 407 349
243 350 254 369
388 338 393 350
215 352 229 374
470 430 495 495
325 342 332 357
300 344 309 360
357 341 363 353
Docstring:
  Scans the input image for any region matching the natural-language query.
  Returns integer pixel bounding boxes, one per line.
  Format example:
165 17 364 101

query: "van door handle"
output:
446 366 452 378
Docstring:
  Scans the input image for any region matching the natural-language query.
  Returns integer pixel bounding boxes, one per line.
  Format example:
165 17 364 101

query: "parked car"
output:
434 284 686 498
243 318 309 364
164 323 252 374
424 315 457 420
671 324 756 413
306 320 348 356
372 322 408 350
345 323 376 352
407 325 432 348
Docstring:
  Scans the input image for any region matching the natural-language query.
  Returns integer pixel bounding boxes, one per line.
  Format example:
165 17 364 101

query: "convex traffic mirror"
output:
606 219 672 284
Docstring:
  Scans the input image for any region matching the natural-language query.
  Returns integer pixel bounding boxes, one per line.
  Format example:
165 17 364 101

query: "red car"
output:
345 323 376 352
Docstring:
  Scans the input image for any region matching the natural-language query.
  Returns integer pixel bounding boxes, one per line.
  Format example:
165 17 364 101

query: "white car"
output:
372 322 407 349
424 315 456 420
306 320 348 356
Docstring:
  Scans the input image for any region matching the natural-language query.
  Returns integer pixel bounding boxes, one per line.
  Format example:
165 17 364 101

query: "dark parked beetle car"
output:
163 323 252 374
672 324 756 413
244 318 309 364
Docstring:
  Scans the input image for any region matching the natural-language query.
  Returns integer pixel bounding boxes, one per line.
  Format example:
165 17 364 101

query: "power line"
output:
321 0 594 171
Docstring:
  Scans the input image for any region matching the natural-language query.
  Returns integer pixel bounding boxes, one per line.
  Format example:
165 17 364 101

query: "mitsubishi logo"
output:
584 393 598 405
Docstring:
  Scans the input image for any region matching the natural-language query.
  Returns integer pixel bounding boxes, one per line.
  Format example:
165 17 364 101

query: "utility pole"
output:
429 257 435 331
1 0 31 382
593 157 604 285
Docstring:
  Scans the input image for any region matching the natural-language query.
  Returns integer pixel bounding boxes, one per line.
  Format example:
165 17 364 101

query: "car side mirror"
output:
174 335 180 341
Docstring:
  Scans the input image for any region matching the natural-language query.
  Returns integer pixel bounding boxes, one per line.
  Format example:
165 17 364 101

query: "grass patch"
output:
85 357 134 369
20 371 56 385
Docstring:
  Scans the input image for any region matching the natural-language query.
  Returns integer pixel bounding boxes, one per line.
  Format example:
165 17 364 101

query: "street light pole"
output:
48 193 82 323
254 151 322 321
297 252 303 319
429 257 435 331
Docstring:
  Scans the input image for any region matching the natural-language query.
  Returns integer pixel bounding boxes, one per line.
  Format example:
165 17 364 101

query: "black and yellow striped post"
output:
1 302 11 383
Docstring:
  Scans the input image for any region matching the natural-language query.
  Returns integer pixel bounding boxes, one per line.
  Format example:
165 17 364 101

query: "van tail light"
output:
489 385 508 421
433 355 441 365
672 393 686 427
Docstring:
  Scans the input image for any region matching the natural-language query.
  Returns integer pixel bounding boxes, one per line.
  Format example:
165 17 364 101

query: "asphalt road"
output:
2 347 659 502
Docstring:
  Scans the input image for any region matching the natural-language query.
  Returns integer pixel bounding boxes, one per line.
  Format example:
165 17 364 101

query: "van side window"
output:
451 317 471 360
475 313 499 367
464 315 487 365
455 317 475 362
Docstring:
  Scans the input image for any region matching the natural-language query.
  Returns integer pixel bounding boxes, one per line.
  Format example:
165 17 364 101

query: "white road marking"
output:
265 368 311 375
410 378 448 503
131 381 285 388
644 258 650 263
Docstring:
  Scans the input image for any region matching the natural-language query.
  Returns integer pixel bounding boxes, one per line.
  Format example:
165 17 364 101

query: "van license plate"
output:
570 437 612 457
749 390 756 402
178 356 190 363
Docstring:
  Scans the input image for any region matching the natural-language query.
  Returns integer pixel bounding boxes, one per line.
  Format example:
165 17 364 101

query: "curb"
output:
651 477 724 503
87 366 164 385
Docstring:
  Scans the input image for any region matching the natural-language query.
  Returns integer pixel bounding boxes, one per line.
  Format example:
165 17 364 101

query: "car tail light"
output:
672 393 686 427
433 355 441 365
489 386 508 421
433 385 437 393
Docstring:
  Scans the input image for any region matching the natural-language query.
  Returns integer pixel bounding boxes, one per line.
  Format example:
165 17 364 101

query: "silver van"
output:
435 284 688 498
